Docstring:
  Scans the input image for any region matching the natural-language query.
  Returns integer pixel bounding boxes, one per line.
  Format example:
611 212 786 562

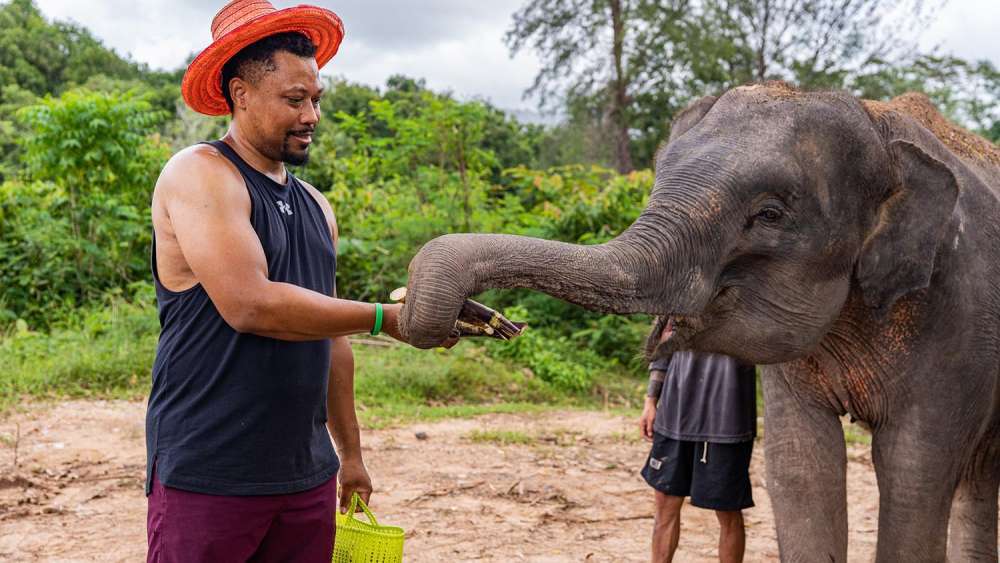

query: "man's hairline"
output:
226 53 323 116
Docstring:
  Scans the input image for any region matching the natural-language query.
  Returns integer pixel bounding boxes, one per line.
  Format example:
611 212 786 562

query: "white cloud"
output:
36 0 540 109
920 1 1000 65
33 0 1000 114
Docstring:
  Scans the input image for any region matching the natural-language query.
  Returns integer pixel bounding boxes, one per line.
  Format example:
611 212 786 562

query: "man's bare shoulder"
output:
155 143 245 203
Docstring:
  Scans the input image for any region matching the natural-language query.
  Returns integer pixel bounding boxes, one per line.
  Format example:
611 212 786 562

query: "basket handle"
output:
345 492 380 526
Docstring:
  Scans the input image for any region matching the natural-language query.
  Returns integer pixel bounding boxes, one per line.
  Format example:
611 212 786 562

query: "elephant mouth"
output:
644 284 739 361
646 314 692 360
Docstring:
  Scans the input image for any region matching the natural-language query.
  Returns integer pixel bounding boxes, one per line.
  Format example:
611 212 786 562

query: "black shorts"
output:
640 433 754 511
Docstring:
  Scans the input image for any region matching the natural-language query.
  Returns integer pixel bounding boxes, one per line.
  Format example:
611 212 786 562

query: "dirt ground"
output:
0 400 884 562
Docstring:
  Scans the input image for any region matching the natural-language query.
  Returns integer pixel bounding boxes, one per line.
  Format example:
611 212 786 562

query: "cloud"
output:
35 0 541 108
33 0 998 113
919 1 1000 65
329 1 521 50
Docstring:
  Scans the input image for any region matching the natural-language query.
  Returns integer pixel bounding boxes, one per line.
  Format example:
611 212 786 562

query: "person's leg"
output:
688 441 754 563
147 469 275 563
715 509 745 563
652 491 684 562
641 436 695 563
249 474 338 562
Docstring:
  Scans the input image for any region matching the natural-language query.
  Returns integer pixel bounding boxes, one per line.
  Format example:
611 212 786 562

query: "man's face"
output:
238 50 324 166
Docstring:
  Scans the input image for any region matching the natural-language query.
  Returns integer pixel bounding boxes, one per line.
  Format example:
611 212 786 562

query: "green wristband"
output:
370 303 383 336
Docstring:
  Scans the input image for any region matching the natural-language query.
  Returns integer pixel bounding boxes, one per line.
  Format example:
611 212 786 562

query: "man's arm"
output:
647 360 671 400
310 181 371 513
640 359 671 440
159 146 403 341
326 335 371 512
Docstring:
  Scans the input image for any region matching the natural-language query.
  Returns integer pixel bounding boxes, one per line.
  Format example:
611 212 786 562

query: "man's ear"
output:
229 77 249 112
856 139 959 312
667 95 718 143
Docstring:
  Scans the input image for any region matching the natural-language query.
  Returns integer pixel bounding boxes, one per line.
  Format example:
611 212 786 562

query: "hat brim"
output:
182 6 344 116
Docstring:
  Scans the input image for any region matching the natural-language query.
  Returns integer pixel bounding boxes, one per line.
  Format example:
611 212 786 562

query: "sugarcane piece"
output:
389 286 526 340
455 320 499 338
459 299 523 339
390 286 408 302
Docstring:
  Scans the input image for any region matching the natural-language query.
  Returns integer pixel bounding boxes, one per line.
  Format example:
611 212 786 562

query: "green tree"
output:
0 82 35 181
507 0 940 170
304 91 509 300
0 0 146 96
316 76 542 178
853 55 1000 142
0 89 168 326
506 0 683 173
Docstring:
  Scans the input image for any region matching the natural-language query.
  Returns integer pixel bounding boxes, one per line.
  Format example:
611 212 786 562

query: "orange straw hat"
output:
182 0 344 116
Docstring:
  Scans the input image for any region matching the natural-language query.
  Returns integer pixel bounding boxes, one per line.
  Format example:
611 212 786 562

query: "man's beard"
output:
280 133 310 166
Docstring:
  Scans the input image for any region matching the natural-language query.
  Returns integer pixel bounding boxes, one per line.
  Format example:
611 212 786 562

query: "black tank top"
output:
146 140 339 496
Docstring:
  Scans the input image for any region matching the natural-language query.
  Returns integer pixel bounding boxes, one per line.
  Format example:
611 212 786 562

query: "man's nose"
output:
301 102 319 125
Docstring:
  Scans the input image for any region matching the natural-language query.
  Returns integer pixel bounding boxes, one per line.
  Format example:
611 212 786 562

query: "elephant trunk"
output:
399 212 709 348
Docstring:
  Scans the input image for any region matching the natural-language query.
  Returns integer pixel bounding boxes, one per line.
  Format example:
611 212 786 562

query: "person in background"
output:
639 320 757 563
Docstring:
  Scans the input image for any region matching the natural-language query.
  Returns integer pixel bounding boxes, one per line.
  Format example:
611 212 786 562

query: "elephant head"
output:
400 83 960 365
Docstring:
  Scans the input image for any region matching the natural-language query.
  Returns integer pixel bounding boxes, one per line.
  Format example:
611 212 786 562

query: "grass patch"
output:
352 342 642 427
0 300 158 412
0 300 646 425
609 430 643 444
467 429 534 445
843 419 873 446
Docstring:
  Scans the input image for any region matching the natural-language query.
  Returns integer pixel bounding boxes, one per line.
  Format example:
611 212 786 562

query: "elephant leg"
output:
947 475 999 562
762 373 848 562
870 425 959 562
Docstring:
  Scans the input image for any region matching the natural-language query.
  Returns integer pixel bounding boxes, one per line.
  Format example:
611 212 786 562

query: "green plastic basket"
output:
333 493 405 563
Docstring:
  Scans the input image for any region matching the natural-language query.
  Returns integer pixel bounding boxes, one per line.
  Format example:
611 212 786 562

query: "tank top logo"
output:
276 200 293 216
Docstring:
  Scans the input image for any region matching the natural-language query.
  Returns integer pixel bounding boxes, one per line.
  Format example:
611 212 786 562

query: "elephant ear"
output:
667 95 718 143
856 139 959 312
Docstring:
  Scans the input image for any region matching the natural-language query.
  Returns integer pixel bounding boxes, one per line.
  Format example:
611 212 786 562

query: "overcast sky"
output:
33 0 1000 113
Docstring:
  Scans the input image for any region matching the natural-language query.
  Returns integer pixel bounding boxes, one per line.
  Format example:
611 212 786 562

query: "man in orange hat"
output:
146 1 443 561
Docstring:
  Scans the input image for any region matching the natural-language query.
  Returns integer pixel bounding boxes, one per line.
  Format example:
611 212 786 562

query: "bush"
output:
0 88 168 327
487 305 625 392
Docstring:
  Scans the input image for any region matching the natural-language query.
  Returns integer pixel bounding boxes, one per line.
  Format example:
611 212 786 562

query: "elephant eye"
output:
754 206 784 224
757 207 784 223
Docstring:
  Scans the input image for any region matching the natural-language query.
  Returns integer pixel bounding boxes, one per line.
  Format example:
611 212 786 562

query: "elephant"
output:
397 82 1000 562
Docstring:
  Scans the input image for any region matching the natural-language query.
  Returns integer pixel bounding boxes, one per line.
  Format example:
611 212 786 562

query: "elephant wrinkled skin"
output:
400 83 1000 562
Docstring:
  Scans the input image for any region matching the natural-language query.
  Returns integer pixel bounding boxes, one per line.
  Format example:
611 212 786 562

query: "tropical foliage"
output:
0 0 996 404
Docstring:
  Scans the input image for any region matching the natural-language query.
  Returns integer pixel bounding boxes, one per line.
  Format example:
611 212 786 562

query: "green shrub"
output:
0 88 168 328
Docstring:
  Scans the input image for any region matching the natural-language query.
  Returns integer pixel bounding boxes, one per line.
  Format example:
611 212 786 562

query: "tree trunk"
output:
458 136 471 232
756 0 771 82
610 0 633 173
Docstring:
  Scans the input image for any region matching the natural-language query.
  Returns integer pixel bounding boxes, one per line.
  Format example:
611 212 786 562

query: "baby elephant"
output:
400 83 1000 562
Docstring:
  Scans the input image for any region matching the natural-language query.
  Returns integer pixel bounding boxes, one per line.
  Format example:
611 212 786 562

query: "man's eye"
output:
287 98 303 104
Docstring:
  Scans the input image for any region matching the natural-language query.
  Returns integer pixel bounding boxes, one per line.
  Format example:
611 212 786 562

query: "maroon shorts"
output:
146 469 338 563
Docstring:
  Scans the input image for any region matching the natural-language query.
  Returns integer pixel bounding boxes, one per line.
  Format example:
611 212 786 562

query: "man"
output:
146 1 448 561
639 320 757 563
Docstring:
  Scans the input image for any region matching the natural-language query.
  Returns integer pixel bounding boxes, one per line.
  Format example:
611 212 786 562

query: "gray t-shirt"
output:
649 352 757 443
